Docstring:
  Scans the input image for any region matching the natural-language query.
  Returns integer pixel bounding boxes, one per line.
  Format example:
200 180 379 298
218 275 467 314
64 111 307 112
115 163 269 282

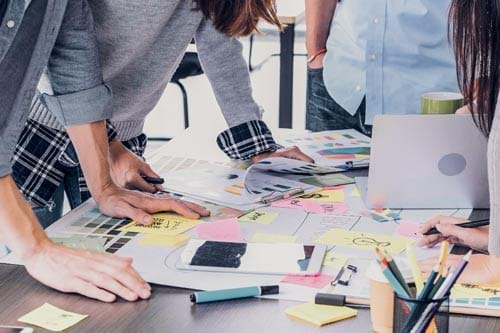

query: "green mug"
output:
421 92 464 114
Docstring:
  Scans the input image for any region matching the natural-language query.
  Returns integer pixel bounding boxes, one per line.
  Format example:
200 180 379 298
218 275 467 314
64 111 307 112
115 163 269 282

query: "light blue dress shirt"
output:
323 0 458 125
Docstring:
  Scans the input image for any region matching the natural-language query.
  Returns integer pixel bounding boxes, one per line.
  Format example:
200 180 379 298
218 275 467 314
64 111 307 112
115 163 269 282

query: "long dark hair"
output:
450 0 500 136
193 0 282 37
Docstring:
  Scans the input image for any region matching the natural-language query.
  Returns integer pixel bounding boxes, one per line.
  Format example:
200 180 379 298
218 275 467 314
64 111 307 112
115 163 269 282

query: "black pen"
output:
423 219 489 236
315 293 369 308
142 176 165 185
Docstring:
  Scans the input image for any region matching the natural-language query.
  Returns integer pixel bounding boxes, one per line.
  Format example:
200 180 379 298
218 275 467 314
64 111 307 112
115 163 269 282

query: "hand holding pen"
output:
417 216 489 251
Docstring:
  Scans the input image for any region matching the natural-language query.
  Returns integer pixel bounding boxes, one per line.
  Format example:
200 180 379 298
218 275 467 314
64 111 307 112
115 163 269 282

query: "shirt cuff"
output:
216 120 282 160
106 121 118 143
41 83 112 127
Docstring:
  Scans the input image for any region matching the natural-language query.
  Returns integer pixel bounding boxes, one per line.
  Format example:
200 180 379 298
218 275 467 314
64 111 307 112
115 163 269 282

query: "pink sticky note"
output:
271 199 306 210
303 201 349 215
396 221 421 238
195 218 244 242
323 185 346 191
281 273 334 289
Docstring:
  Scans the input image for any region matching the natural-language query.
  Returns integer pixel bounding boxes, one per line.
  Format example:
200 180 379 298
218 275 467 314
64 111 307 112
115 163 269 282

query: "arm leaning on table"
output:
194 19 313 164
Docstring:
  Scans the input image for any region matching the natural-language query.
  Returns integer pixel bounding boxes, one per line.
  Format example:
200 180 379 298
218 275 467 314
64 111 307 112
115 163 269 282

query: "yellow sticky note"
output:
238 211 279 224
406 244 424 293
139 234 189 247
452 284 500 299
300 190 345 203
251 232 296 243
119 213 199 235
351 188 361 197
322 252 350 268
316 228 412 254
285 302 357 327
18 303 88 332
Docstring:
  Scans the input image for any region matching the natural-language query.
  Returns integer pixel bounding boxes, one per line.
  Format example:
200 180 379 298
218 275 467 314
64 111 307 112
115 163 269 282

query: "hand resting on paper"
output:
419 254 500 286
416 215 489 251
251 146 315 164
24 240 152 302
94 184 210 225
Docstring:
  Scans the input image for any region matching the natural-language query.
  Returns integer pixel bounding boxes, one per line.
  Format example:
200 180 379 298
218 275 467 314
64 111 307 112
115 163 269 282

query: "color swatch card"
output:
248 157 344 175
275 129 371 168
120 213 198 235
285 302 357 327
18 303 88 332
195 218 244 242
316 228 412 254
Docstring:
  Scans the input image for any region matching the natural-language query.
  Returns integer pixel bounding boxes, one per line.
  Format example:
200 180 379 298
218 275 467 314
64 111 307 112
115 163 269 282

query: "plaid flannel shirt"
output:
13 119 279 209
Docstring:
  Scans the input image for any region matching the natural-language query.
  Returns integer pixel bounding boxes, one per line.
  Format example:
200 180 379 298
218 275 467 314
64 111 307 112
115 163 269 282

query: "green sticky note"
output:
238 211 279 224
251 232 296 243
18 303 88 332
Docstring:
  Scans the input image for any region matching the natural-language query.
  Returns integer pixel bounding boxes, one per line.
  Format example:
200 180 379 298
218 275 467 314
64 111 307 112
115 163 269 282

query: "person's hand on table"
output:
416 215 489 251
94 183 210 225
419 254 500 286
24 240 151 302
251 146 315 164
109 140 162 193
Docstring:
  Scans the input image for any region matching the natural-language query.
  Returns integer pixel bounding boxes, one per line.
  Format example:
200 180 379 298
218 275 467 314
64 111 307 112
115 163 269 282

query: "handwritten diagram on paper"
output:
316 229 413 254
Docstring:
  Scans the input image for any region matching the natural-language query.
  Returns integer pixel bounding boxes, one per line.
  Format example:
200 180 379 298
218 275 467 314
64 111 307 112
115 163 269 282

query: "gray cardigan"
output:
30 0 262 141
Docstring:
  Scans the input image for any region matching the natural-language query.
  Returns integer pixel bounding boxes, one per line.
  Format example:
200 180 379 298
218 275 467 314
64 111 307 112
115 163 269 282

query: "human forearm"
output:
0 176 49 259
66 121 113 200
305 0 338 55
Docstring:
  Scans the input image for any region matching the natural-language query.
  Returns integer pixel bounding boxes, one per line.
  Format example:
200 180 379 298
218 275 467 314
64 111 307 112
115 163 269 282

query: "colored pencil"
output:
423 219 489 235
378 260 411 299
381 248 412 296
410 251 472 333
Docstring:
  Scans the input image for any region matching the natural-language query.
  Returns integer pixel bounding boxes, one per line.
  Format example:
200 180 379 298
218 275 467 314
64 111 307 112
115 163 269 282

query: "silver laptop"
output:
357 115 489 209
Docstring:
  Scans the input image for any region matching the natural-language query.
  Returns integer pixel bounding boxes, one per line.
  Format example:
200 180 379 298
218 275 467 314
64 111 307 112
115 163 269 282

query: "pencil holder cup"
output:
392 293 449 333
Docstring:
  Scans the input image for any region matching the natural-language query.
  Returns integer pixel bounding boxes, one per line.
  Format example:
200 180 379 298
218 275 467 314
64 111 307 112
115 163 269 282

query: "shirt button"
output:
369 54 377 61
6 20 15 29
373 18 380 24
356 85 362 92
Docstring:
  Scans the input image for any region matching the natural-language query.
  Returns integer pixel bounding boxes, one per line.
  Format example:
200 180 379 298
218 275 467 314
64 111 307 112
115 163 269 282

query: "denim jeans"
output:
306 67 372 136
32 147 90 229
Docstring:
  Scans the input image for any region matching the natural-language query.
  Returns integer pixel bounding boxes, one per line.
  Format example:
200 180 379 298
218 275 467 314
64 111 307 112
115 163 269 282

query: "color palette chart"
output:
275 129 371 168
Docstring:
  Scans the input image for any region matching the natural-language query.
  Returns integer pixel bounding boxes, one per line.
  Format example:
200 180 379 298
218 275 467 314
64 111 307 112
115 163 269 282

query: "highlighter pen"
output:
315 293 370 308
142 176 165 185
190 285 279 304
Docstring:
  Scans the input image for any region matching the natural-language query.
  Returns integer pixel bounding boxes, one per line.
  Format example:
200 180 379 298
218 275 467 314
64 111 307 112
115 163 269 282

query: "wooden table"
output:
0 264 499 332
1 130 499 332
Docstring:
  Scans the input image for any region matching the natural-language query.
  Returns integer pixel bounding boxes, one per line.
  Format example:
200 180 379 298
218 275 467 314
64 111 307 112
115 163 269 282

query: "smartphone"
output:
177 239 326 275
0 327 33 333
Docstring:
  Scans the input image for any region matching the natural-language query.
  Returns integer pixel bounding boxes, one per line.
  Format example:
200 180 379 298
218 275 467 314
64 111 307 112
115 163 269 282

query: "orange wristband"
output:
307 48 327 64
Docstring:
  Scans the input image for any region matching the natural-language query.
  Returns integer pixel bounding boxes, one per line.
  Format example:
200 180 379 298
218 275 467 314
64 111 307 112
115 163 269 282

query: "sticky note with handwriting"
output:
271 199 306 210
18 303 88 332
286 302 357 327
452 284 500 299
195 218 244 242
303 201 349 215
251 232 297 243
139 234 190 247
238 211 279 224
299 190 345 203
316 228 412 254
119 213 199 235
281 273 334 289
396 221 421 238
